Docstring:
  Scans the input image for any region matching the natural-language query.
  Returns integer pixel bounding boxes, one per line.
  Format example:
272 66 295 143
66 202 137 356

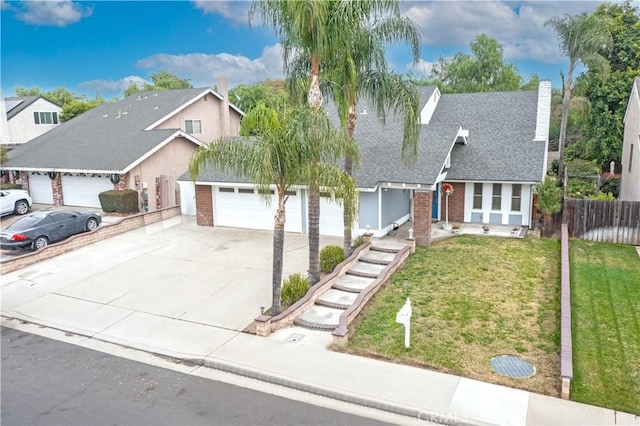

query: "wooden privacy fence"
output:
562 199 640 245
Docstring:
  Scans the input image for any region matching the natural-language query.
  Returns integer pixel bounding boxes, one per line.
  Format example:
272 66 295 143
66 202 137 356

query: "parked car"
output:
0 189 32 217
0 210 101 250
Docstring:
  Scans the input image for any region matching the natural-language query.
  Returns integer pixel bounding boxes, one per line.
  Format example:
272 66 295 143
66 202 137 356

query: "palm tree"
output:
189 103 357 314
250 0 419 279
545 12 612 182
535 176 563 237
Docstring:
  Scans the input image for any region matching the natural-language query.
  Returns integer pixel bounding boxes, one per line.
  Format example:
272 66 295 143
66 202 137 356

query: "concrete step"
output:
347 261 386 278
360 249 396 265
316 289 358 309
294 305 344 330
370 243 403 254
332 274 376 293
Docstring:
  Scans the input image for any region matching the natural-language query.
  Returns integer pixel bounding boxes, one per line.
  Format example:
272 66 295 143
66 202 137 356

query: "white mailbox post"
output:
395 298 412 348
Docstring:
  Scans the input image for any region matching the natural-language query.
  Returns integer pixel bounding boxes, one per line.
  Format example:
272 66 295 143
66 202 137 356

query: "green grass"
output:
342 235 561 396
570 241 640 415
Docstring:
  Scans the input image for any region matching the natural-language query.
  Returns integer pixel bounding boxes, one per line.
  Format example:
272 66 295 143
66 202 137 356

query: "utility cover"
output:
490 355 536 378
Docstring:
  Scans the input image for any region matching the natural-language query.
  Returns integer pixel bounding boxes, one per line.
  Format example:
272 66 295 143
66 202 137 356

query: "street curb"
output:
201 357 489 426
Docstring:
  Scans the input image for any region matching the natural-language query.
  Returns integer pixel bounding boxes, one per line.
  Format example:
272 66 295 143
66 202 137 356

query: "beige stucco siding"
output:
155 94 241 143
126 137 198 211
7 98 62 144
620 84 640 202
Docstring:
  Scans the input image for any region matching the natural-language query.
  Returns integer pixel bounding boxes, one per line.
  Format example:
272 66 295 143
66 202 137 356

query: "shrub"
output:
351 234 366 251
587 192 615 201
98 189 139 213
281 273 309 307
320 245 345 273
0 183 23 190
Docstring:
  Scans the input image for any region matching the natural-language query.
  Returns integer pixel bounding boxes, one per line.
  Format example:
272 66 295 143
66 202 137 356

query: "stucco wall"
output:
155 93 241 143
358 191 379 230
126 137 198 212
381 188 410 228
7 98 62 144
620 85 640 202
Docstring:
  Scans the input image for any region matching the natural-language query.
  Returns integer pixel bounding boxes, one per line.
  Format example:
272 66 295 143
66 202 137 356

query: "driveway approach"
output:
1 216 341 347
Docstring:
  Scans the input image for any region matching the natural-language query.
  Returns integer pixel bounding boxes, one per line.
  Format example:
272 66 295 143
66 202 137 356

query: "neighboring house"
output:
183 81 551 244
0 95 63 146
1 81 242 210
620 77 640 202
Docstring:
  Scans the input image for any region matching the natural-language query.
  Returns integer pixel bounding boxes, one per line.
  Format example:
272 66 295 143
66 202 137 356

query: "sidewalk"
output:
1 218 638 426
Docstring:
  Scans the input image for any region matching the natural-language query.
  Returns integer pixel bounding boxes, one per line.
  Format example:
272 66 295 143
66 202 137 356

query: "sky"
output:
1 0 634 99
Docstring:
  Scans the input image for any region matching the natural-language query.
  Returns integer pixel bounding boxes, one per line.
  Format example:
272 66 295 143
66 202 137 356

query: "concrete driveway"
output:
1 216 341 337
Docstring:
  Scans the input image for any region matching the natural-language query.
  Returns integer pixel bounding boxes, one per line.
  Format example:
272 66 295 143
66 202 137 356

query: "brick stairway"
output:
294 243 403 331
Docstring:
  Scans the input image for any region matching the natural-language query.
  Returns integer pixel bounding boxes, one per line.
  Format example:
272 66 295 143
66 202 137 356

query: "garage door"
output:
29 173 54 204
318 194 344 237
214 186 302 233
61 174 113 208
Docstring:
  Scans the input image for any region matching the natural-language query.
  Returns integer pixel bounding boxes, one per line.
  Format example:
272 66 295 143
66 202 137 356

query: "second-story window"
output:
185 119 202 134
33 111 59 125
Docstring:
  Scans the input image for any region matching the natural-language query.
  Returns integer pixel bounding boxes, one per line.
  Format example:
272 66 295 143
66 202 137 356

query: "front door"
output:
432 184 439 219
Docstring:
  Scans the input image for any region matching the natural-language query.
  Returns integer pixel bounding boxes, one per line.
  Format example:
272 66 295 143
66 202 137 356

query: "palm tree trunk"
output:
343 105 358 256
557 61 575 183
271 200 286 315
307 57 323 284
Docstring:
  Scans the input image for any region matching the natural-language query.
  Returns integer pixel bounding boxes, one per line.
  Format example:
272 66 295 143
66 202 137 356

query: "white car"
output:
0 189 33 217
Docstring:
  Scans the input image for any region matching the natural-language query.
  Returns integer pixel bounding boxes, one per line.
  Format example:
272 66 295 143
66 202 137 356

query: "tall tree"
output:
431 34 523 93
189 103 357 314
579 1 640 170
545 12 613 181
313 9 421 255
124 70 193 97
250 0 419 281
228 80 288 113
14 86 105 122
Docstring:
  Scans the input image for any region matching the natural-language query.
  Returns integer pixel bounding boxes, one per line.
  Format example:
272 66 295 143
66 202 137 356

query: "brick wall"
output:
114 174 128 191
442 182 465 223
413 191 433 245
20 171 30 192
0 206 181 274
195 185 214 226
52 173 63 206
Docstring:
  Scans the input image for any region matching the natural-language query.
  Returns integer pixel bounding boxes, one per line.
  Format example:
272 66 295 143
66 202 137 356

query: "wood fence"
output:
561 199 640 245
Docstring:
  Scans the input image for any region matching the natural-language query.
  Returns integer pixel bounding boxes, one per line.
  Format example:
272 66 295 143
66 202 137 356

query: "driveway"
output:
1 216 341 337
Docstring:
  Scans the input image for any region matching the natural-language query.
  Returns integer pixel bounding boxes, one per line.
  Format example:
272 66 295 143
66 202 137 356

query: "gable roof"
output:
2 87 239 173
5 96 61 120
186 84 547 188
624 77 640 124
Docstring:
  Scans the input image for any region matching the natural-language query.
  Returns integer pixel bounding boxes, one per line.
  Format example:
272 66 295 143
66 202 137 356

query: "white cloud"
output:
13 0 93 27
192 0 251 25
78 76 148 95
403 1 600 64
408 59 437 79
134 44 284 88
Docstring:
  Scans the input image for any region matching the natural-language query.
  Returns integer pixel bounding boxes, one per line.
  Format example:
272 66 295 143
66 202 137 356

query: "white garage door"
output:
214 187 302 233
318 194 344 237
61 174 113 208
29 173 54 204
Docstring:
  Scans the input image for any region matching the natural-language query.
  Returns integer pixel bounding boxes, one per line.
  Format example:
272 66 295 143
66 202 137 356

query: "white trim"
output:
6 166 122 174
144 88 243 131
624 79 640 124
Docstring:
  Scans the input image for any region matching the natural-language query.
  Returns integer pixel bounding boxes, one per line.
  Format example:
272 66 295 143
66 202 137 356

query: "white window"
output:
492 184 502 210
33 111 59 125
185 119 202 134
473 183 482 209
511 184 522 211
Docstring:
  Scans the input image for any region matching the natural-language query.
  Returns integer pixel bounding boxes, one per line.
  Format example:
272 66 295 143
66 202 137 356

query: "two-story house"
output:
1 95 63 146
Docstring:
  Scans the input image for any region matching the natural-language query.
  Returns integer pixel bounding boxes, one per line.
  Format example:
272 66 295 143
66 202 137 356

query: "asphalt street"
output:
1 327 390 426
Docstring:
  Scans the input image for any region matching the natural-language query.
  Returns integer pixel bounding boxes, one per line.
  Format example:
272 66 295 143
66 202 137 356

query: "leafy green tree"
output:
228 80 288 113
0 146 8 164
124 70 193 97
578 1 640 170
60 97 106 122
431 34 523 93
189 103 357 314
545 12 613 180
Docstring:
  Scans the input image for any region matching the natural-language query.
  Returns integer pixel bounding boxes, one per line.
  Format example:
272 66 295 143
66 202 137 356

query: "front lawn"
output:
342 235 561 396
570 241 640 415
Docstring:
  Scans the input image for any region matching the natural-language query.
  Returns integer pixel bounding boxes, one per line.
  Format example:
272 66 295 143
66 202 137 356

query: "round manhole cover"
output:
490 355 536 378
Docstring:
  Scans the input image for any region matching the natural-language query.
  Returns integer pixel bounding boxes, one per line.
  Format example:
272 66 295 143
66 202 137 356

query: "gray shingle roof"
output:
3 88 214 172
185 85 546 187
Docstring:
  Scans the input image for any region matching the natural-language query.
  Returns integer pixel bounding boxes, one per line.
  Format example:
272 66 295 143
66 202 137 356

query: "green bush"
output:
0 183 23 190
320 245 346 273
98 189 139 213
587 192 615 200
351 234 366 251
281 273 309 307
